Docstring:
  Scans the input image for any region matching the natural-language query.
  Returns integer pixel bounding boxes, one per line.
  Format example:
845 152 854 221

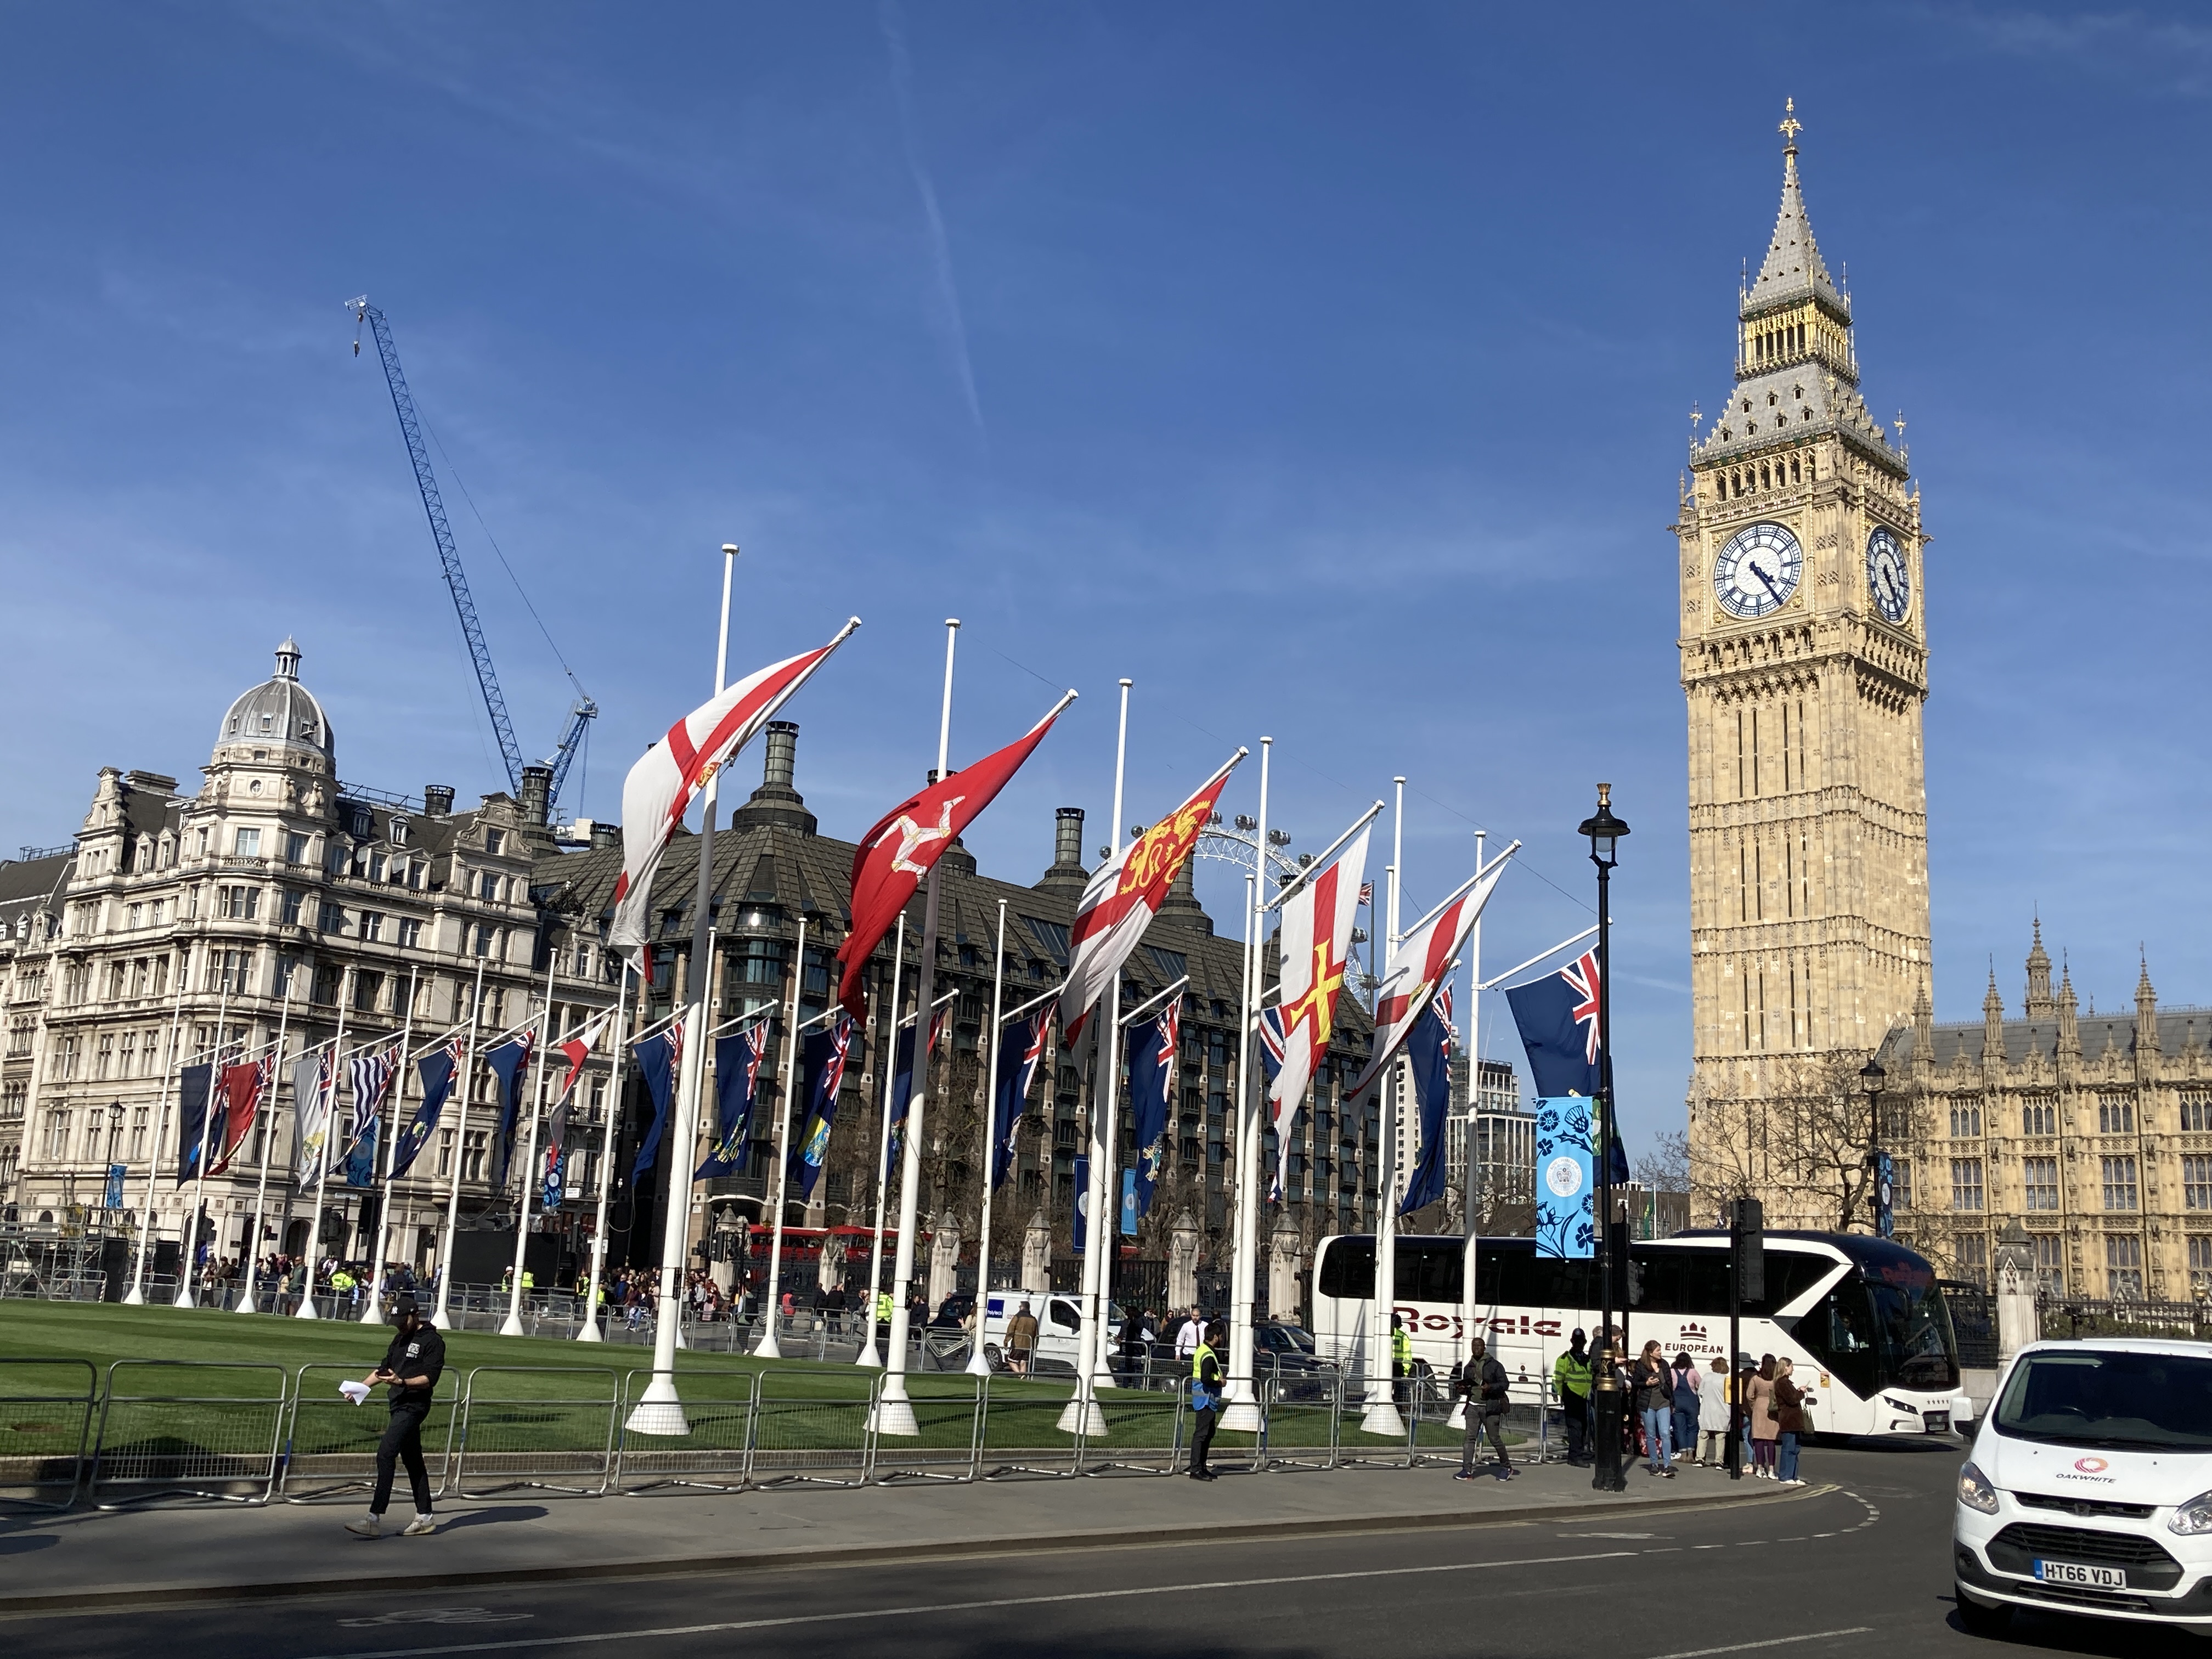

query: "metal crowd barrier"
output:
1076 1382 1187 1476
1258 1370 1342 1471
0 1357 98 1509
450 1366 619 1498
980 1378 1087 1479
89 1359 288 1508
748 1368 875 1488
279 1363 460 1503
867 1373 985 1484
616 1367 758 1493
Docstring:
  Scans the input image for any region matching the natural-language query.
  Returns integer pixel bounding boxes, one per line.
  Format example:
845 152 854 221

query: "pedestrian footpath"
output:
0 1459 1803 1612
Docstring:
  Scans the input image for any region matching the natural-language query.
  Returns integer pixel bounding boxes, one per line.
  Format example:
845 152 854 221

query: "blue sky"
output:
6 3 2212 1163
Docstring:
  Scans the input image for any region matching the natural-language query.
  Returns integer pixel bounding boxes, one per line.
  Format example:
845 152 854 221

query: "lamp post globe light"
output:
1859 1058 1889 1239
1576 784 1629 1494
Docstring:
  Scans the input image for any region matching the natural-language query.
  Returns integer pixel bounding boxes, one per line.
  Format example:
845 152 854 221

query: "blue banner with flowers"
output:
1533 1097 1595 1260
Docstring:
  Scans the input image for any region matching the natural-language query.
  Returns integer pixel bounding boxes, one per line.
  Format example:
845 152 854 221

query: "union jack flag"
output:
1564 950 1601 1065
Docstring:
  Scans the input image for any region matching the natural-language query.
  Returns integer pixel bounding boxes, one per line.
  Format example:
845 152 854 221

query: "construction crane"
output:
349 297 596 815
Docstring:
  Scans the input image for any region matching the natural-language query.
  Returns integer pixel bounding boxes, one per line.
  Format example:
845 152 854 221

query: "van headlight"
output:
1957 1462 2000 1515
2171 1491 2212 1536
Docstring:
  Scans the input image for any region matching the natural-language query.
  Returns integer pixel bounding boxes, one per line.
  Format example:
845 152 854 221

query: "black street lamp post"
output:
1578 783 1629 1494
1859 1058 1888 1238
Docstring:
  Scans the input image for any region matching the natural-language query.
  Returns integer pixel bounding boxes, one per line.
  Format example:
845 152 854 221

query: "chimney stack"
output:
424 785 455 819
519 764 552 828
590 821 620 852
763 721 799 790
1035 806 1089 895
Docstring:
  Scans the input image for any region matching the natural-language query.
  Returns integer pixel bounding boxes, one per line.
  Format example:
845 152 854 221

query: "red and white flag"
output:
610 619 860 961
1266 824 1370 1148
554 1009 615 1103
1056 751 1244 1049
836 691 1074 1022
1345 849 1513 1099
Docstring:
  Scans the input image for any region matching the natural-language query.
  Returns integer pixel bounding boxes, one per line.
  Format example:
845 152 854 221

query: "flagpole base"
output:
854 1339 883 1368
753 1330 783 1359
498 1312 527 1338
624 1374 689 1437
1055 1393 1108 1436
1358 1402 1407 1437
234 1288 258 1314
294 1296 319 1320
121 1287 144 1307
1446 1402 1468 1431
357 1298 383 1324
575 1315 603 1344
962 1348 992 1379
173 1288 195 1309
1220 1381 1262 1433
870 1375 920 1438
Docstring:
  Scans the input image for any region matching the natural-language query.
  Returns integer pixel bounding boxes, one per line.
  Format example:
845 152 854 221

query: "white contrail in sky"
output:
879 0 987 446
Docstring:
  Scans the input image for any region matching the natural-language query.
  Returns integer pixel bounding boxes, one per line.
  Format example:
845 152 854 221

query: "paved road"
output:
0 1439 2156 1658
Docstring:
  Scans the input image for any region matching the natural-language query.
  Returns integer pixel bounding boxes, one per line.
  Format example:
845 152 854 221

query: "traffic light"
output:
1729 1196 1764 1303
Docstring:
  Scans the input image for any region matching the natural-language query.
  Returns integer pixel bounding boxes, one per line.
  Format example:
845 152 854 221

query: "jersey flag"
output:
1056 751 1244 1048
610 620 860 963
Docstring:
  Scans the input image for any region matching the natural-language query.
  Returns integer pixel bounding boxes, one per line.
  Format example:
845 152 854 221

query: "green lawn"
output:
0 1302 1455 1479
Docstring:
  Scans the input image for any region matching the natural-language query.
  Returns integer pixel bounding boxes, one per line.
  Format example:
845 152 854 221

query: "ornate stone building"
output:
1679 111 1933 1228
0 640 619 1275
1874 930 2212 1300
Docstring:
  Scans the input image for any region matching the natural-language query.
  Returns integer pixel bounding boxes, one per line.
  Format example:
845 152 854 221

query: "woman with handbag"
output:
1629 1339 1677 1478
1746 1355 1780 1479
1771 1357 1812 1486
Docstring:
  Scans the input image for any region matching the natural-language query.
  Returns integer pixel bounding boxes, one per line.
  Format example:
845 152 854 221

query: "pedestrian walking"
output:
1174 1309 1201 1364
1553 1328 1592 1465
1452 1338 1514 1481
1669 1351 1701 1465
1007 1300 1039 1376
344 1295 445 1539
1746 1353 1780 1479
1696 1355 1731 1467
1187 1320 1226 1481
1771 1357 1812 1486
1629 1339 1676 1478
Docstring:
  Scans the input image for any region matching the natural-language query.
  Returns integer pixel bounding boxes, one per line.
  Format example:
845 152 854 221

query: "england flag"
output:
1345 848 1513 1099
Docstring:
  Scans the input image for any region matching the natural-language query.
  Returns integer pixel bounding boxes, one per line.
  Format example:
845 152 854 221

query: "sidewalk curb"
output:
0 1480 1824 1615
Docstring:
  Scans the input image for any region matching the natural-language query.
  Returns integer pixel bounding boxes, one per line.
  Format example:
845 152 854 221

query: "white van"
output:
1954 1337 2212 1632
976 1291 1125 1375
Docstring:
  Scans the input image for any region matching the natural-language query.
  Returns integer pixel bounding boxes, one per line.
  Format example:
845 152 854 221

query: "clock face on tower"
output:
1866 526 1910 623
1713 522 1804 620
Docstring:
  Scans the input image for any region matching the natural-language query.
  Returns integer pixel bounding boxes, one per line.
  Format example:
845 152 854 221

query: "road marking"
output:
294 1549 1641 1659
1648 1628 1873 1659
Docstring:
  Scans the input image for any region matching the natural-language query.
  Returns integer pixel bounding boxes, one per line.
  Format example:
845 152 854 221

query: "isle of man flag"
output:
1266 824 1370 1150
1055 751 1244 1050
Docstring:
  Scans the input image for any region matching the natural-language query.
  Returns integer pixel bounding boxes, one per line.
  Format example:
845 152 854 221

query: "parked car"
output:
1255 1321 1340 1401
929 1292 975 1330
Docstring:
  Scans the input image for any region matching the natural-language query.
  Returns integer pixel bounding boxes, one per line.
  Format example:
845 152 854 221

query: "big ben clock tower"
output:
1679 104 1932 1224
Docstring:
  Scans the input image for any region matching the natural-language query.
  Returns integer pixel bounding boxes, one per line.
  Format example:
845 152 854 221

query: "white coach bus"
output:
1310 1229 1974 1438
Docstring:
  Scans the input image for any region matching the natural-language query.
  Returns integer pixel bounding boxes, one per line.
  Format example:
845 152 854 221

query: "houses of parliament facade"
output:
1679 109 2212 1302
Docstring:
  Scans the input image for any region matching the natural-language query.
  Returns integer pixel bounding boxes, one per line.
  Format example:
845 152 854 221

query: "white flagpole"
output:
752 916 808 1360
295 967 352 1320
176 967 233 1308
360 964 421 1324
629 543 739 1433
500 950 560 1336
876 619 960 1434
125 949 191 1305
1222 736 1271 1431
1060 676 1131 1435
434 955 489 1328
575 961 633 1342
856 918 905 1367
965 901 1009 1378
1454 829 1486 1424
235 978 294 1313
1362 778 1409 1435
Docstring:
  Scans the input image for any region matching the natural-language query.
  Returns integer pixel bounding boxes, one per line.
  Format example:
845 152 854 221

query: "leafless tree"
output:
1633 1127 1690 1195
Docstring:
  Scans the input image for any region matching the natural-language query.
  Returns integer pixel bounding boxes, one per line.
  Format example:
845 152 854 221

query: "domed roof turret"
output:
216 639 334 763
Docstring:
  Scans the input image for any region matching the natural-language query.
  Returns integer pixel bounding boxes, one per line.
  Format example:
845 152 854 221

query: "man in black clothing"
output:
346 1294 446 1538
1453 1338 1515 1481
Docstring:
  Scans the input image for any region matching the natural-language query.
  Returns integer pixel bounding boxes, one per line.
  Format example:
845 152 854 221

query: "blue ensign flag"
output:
1397 999 1454 1216
1533 1097 1595 1260
1071 1153 1091 1254
792 1015 855 1201
390 1048 458 1181
483 1034 534 1190
1126 1002 1178 1220
174 1063 213 1187
696 1025 765 1180
990 1017 1045 1191
629 1029 681 1180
